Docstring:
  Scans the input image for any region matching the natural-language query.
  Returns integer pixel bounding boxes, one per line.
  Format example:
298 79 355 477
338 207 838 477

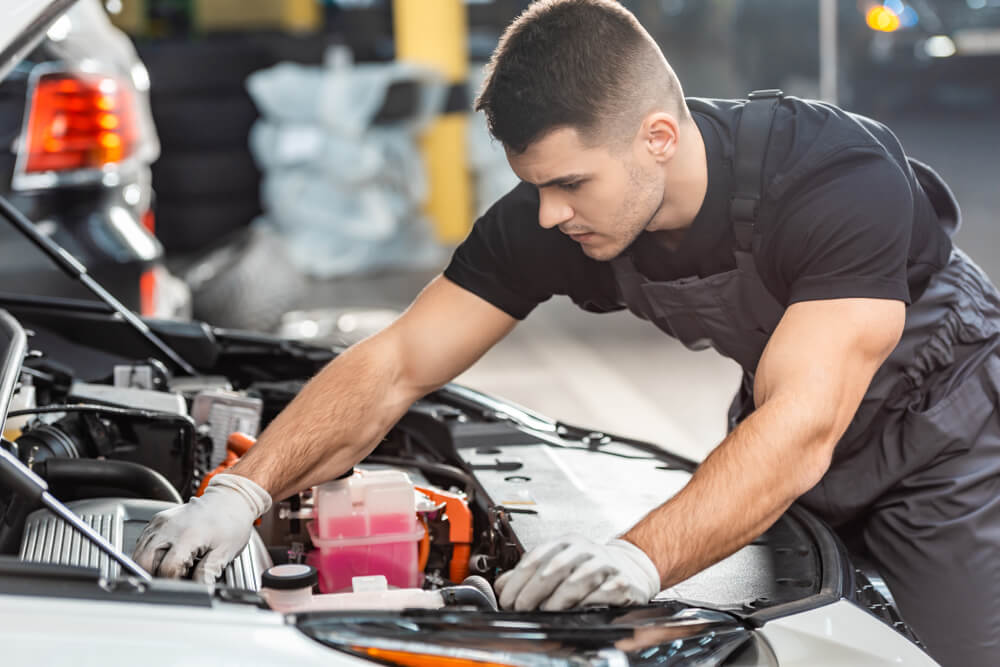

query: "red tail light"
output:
23 72 138 173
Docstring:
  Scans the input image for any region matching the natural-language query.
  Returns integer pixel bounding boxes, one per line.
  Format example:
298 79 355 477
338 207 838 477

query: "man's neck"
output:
646 115 709 239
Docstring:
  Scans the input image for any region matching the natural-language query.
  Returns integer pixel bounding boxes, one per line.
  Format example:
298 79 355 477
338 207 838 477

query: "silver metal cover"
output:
19 497 271 589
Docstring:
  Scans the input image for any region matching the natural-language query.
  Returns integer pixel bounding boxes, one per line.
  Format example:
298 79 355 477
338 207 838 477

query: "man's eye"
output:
561 181 582 191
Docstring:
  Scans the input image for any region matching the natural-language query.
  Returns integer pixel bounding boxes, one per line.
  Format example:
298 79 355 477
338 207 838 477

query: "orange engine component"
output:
415 485 473 583
196 432 257 497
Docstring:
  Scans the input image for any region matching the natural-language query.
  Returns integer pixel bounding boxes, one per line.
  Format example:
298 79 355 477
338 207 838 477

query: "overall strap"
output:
730 89 783 252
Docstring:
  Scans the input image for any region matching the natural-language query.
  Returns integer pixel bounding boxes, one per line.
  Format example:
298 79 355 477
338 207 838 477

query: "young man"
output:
134 1 999 664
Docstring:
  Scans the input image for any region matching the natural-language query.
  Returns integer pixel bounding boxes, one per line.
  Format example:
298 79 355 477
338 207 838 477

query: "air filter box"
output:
19 497 271 590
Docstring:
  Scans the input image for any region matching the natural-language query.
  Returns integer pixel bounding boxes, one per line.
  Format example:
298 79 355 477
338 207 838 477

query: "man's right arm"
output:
231 274 518 500
132 275 517 580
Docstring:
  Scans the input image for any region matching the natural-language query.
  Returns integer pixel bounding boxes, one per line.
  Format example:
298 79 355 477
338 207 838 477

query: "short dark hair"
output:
475 0 686 154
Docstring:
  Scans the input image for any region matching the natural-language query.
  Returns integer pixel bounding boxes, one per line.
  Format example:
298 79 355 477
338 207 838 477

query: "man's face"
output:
506 127 664 261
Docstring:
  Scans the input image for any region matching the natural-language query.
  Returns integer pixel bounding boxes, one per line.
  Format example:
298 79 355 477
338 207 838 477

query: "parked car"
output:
0 0 188 318
0 2 938 666
731 0 1000 113
856 0 1000 106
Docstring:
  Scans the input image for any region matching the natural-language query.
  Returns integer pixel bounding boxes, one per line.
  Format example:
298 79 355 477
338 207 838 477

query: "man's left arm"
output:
625 296 905 587
496 296 904 611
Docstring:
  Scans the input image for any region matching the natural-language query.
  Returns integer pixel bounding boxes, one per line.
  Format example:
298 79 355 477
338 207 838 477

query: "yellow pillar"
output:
393 0 472 243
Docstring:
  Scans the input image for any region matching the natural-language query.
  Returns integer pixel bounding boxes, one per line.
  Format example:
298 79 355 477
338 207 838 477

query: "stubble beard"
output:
586 164 665 262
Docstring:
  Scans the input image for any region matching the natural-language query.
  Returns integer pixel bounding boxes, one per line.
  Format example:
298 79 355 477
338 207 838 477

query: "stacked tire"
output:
137 37 309 332
137 38 270 254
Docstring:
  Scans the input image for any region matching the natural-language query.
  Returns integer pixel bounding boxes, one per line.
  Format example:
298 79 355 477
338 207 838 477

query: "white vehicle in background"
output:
0 0 190 318
0 2 937 665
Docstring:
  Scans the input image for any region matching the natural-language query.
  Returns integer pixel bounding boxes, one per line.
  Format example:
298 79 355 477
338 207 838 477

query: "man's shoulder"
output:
686 94 898 172
761 98 911 201
686 94 898 147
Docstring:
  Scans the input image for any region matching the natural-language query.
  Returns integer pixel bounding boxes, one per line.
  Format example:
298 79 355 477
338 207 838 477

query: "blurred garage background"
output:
3 0 998 461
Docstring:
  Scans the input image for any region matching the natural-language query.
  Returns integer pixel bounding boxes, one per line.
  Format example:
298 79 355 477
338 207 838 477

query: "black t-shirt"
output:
444 96 953 320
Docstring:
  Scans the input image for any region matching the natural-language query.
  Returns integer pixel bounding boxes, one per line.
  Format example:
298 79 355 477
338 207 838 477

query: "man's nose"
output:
538 193 573 229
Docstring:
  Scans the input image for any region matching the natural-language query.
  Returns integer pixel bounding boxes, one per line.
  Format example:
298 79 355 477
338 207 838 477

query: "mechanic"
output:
133 2 1000 664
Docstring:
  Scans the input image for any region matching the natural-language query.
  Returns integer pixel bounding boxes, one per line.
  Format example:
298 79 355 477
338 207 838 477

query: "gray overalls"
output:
611 91 1000 666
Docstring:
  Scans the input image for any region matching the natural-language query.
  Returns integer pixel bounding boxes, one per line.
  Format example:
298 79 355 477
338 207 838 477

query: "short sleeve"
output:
766 153 913 306
443 182 583 319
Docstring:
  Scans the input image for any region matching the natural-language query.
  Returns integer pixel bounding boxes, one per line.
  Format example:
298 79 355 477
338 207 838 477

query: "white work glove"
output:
494 533 660 611
132 473 272 583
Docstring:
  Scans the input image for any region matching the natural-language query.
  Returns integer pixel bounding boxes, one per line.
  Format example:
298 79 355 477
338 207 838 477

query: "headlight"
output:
296 604 755 666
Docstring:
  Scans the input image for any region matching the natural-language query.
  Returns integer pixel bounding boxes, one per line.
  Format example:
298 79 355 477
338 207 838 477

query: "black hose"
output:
34 458 182 504
9 404 187 420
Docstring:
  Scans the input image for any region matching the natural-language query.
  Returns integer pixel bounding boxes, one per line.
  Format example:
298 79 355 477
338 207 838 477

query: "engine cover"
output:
18 498 271 590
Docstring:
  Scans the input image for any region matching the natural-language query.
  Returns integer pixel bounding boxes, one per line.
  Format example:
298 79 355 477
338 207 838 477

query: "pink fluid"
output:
315 541 419 593
313 513 420 593
320 514 367 539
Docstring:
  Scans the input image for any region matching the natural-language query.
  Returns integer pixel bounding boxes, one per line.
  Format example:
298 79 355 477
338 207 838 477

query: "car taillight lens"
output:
23 73 138 173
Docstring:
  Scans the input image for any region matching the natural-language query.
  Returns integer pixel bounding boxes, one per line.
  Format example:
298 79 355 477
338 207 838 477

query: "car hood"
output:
0 0 77 82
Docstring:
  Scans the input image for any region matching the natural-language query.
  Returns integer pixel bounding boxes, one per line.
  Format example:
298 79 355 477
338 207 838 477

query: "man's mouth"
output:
566 231 595 243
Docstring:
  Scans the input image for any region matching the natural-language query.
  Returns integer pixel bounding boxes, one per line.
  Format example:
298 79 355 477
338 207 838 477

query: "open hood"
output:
0 0 77 82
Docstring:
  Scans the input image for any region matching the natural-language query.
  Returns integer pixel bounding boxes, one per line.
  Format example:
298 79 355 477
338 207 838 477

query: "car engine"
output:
0 357 521 598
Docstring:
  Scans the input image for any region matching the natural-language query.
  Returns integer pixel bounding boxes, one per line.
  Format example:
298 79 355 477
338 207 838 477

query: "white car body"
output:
0 594 935 666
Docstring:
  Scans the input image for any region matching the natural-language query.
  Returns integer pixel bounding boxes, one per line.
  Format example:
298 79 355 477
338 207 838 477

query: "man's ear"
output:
640 112 680 163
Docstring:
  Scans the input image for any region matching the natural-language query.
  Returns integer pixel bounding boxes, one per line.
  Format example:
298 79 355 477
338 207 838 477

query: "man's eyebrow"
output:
535 173 588 189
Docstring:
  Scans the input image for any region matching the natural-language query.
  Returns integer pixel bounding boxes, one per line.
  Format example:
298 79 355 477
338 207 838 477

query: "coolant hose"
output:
35 458 182 504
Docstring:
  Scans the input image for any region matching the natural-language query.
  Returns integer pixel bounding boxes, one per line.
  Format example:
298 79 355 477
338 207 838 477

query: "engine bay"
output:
0 355 526 597
0 301 829 618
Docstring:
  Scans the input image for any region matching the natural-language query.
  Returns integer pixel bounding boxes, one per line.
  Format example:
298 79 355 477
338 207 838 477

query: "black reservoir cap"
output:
261 564 318 591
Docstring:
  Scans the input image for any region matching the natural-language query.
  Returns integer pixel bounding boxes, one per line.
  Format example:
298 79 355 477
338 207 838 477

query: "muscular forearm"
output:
622 392 835 589
227 335 418 500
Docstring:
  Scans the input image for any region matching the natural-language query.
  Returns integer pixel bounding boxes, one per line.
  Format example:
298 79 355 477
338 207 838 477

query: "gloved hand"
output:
132 473 272 583
494 533 660 611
